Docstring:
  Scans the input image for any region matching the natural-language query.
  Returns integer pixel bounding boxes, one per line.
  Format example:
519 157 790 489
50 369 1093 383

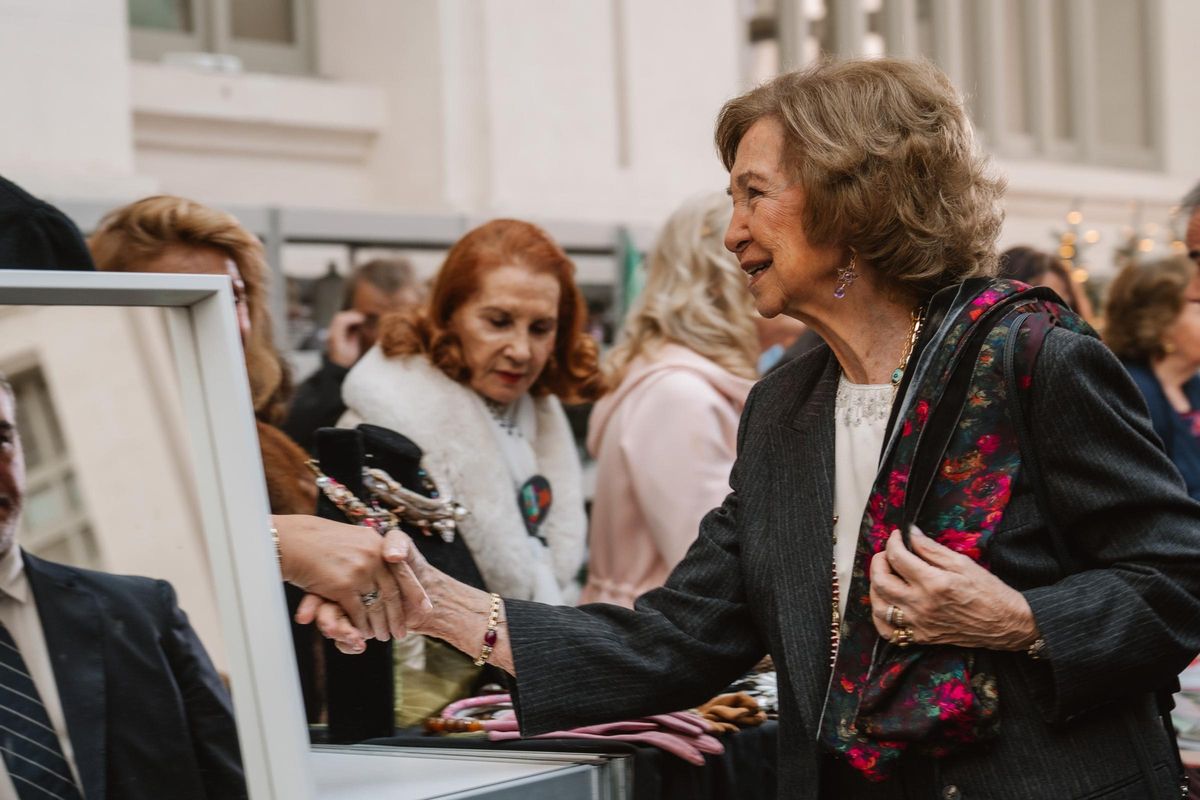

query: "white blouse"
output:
832 374 893 613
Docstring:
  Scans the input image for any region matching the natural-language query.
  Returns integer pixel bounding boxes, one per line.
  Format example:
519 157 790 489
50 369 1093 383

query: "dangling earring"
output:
834 253 859 299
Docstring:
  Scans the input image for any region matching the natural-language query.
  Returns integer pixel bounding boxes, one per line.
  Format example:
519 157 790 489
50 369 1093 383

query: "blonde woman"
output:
580 193 758 607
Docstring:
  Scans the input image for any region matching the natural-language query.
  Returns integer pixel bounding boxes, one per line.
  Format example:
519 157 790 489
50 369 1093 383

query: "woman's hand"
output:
273 514 431 641
869 526 1040 651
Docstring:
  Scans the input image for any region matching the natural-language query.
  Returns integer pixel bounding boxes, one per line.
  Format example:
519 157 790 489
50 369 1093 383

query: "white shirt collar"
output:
0 546 29 604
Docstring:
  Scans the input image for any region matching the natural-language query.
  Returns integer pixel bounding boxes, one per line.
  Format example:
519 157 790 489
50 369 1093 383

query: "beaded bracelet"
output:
270 526 282 569
474 593 501 667
424 717 485 733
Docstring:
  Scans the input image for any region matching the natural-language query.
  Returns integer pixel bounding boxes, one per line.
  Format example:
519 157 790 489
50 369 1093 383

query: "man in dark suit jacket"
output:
0 374 246 799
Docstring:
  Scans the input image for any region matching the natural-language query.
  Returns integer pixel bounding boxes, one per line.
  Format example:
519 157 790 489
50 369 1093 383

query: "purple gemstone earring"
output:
833 253 858 299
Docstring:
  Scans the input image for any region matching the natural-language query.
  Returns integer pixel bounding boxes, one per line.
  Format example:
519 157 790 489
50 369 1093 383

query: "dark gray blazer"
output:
25 553 247 800
506 328 1200 799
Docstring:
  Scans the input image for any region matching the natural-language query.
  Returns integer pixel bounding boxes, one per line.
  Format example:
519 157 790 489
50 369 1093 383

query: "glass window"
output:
8 368 98 570
231 0 295 44
128 0 311 76
128 0 192 33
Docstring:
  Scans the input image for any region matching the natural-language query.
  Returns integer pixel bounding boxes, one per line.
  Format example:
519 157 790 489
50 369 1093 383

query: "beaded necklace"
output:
307 460 469 543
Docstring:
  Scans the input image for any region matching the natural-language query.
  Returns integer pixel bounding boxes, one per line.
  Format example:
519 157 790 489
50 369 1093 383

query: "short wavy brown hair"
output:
89 195 291 424
1105 255 1198 362
380 219 604 403
715 58 1005 293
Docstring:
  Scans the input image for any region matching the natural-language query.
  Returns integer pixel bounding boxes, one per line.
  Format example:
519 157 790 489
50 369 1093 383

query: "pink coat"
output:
580 344 754 607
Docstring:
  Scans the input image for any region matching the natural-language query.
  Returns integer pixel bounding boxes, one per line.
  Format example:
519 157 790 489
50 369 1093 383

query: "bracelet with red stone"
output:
473 593 501 667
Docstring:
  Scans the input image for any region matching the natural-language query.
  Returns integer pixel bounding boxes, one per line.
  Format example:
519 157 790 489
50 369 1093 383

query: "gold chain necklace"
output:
890 305 926 390
829 304 925 670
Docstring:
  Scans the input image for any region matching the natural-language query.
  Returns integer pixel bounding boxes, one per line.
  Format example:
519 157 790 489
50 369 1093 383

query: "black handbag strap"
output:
1002 313 1187 797
897 294 1037 538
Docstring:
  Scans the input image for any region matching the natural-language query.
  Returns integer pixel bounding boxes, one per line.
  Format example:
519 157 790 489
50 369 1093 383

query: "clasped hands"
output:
272 515 434 654
869 526 1040 651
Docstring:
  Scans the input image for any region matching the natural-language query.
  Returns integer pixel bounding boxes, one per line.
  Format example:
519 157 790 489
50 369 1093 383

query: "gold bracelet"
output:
270 525 282 569
473 593 501 667
1027 636 1046 660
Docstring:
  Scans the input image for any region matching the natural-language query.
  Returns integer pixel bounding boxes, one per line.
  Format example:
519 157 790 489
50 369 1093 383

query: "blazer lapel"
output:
765 352 840 737
24 553 107 800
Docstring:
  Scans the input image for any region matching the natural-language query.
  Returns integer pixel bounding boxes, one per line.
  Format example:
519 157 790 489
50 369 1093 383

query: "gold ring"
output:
894 607 906 628
886 605 899 626
893 626 915 648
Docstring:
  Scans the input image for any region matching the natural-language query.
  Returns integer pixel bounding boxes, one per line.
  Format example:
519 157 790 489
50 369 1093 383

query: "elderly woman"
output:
1106 255 1200 501
296 59 1200 799
582 193 758 607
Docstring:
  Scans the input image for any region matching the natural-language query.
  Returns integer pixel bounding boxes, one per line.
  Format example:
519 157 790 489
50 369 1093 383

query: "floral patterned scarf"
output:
818 279 1093 780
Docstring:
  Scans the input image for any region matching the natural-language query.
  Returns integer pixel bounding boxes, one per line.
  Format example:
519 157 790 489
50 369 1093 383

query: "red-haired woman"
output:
340 219 603 607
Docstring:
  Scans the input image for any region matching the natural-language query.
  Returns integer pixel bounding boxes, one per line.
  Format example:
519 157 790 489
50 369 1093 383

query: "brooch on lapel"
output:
518 475 552 543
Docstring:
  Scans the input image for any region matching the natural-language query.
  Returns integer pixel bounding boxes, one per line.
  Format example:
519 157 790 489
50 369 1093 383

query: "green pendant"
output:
891 368 903 384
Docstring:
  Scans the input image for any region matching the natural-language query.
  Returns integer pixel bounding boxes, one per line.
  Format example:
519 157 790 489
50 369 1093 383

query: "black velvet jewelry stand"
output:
313 424 490 744
313 426 393 743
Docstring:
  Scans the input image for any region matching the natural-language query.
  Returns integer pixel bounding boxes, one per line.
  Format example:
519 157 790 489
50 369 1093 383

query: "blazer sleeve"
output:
1019 329 1200 722
156 580 249 800
620 371 739 568
505 386 768 736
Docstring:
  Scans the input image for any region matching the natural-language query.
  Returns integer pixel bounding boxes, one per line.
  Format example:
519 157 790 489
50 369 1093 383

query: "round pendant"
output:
891 368 903 384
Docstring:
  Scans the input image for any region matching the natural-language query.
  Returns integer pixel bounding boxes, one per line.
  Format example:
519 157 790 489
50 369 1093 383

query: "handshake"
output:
272 514 442 655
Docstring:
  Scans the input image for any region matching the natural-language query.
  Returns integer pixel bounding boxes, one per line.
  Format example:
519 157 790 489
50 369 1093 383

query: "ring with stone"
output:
360 588 381 608
891 626 915 648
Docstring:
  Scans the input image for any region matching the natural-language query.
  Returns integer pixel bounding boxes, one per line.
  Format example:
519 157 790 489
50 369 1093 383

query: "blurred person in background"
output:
89 196 314 515
1105 254 1200 501
999 245 1095 322
283 257 424 452
581 193 758 607
1184 181 1200 263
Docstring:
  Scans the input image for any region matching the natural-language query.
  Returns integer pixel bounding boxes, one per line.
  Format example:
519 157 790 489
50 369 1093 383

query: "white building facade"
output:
1 0 1195 268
